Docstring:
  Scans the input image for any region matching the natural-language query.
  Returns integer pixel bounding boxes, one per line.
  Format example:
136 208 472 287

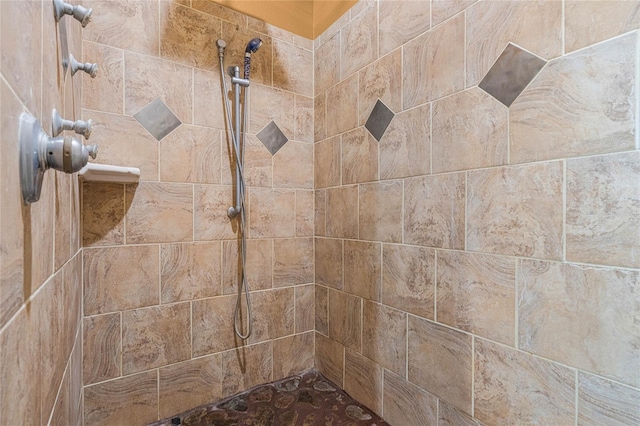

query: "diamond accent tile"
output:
134 98 182 141
365 99 395 142
479 43 547 107
257 121 288 155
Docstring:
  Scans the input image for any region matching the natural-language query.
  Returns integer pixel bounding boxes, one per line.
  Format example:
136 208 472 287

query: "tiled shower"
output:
0 0 638 425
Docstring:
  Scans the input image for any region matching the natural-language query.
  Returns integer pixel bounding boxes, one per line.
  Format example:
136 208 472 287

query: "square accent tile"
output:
134 98 182 141
365 99 395 142
257 121 288 155
479 43 547 107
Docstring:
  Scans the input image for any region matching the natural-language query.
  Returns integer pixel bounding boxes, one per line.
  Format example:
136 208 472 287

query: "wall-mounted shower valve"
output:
69 54 98 78
52 109 93 139
53 0 92 27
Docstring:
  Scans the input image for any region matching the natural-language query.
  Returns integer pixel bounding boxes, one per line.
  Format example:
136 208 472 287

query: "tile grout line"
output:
574 369 579 426
433 249 437 322
514 259 519 350
471 335 475 417
563 160 567 262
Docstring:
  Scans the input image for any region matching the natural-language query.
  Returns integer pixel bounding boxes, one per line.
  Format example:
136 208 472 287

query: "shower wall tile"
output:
379 103 430 180
344 240 381 301
160 2 221 71
567 152 640 268
326 185 359 239
362 301 407 376
83 370 158 426
474 338 576 425
160 125 221 184
273 332 314 380
382 244 435 319
467 162 563 260
294 95 314 143
193 184 236 241
193 69 226 130
295 190 314 237
466 0 562 87
125 182 193 244
432 87 508 173
326 74 358 137
82 41 124 114
437 251 516 346
124 52 193 123
315 189 327 237
248 15 295 44
237 134 273 188
358 181 403 243
383 370 438 426
518 260 640 388
328 289 362 352
315 332 344 387
248 188 296 238
315 238 343 290
192 0 247 28
432 0 476 26
578 372 640 426
273 141 314 189
250 84 295 137
84 0 160 56
158 354 223 420
358 49 402 125
82 182 125 247
160 242 222 304
314 94 327 141
54 174 72 271
342 128 378 184
510 33 636 164
378 0 431 55
438 401 482 426
273 238 314 287
84 110 158 181
314 136 341 189
565 1 640 52
221 341 273 397
273 39 313 97
223 239 273 294
341 6 378 79
83 313 121 385
344 348 383 416
314 32 340 96
404 173 465 249
192 295 237 356
408 316 472 414
83 245 159 315
295 284 315 333
403 13 464 109
221 21 273 87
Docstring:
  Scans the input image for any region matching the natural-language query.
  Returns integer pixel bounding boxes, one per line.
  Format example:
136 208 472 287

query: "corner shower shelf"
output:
78 163 140 183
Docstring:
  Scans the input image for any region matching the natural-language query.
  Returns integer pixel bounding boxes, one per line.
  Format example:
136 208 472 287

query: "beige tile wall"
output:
314 0 640 424
0 0 83 424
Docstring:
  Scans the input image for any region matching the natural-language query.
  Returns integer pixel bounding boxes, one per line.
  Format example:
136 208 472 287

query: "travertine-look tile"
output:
404 173 465 249
192 295 238 356
314 32 340 95
161 242 222 303
247 288 295 345
432 0 476 25
315 285 329 335
578 372 640 426
84 371 158 426
273 238 314 287
220 22 272 86
519 260 640 387
160 2 220 70
193 69 226 130
510 34 636 164
567 152 640 268
83 314 121 385
315 189 327 237
379 103 430 179
159 354 223 419
363 301 406 376
315 332 344 387
474 338 575 425
315 238 343 290
273 141 314 189
295 95 314 143
467 162 563 259
125 52 193 123
342 128 378 184
379 0 430 55
383 370 438 426
295 284 315 333
83 110 158 181
223 239 273 294
341 6 378 79
344 348 383 416
403 13 464 109
296 190 314 237
566 1 640 52
437 251 516 346
122 303 191 374
51 363 71 426
84 245 159 315
249 188 296 238
250 84 295 137
222 134 273 188
408 316 472 413
247 15 295 43
125 182 193 244
326 74 358 137
466 0 562 86
82 41 124 114
82 182 124 247
329 289 362 352
382 244 435 318
315 94 327 141
273 332 314 380
160 125 221 184
221 342 273 397
438 400 483 426
326 186 359 239
314 136 341 189
273 39 313 97
344 240 381 301
433 88 508 173
54 173 72 270
192 0 247 26
359 181 402 243
358 49 402 125
194 184 236 240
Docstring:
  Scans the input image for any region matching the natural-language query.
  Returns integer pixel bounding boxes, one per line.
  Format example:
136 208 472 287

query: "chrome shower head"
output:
245 38 263 54
216 39 227 58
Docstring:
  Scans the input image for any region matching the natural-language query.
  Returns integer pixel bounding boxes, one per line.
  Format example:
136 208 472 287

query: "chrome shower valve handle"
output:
69 54 98 78
52 109 93 139
53 0 92 27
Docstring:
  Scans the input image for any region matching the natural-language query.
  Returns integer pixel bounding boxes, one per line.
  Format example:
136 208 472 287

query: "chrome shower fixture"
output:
216 39 227 58
244 38 263 79
69 54 98 78
52 109 93 139
53 0 92 27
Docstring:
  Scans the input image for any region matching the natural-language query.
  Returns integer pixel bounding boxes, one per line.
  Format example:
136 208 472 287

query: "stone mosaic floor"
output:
149 369 388 426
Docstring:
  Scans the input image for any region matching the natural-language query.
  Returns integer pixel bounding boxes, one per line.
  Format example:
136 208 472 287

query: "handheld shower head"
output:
243 38 263 79
216 39 227 58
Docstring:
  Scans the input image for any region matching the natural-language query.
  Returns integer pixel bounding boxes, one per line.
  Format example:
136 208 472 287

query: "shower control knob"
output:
53 0 92 27
86 144 98 159
69 54 98 78
52 109 93 139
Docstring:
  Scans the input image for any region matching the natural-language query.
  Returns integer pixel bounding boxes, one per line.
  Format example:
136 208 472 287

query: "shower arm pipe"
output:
228 66 250 218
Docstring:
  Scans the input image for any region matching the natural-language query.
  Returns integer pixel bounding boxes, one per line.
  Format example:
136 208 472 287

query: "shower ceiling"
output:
212 0 357 39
